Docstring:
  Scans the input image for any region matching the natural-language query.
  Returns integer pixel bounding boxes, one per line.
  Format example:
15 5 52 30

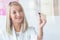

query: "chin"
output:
14 19 23 24
16 20 23 24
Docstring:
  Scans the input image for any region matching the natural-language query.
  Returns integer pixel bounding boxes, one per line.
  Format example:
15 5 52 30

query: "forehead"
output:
10 5 23 11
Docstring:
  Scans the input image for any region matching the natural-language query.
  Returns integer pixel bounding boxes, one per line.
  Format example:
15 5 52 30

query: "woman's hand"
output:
40 13 46 28
38 13 47 40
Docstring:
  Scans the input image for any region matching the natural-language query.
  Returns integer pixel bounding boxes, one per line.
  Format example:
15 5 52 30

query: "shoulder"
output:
24 27 37 40
26 27 37 34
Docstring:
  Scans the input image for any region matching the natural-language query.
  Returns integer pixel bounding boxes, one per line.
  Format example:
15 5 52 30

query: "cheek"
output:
20 13 24 18
22 14 24 18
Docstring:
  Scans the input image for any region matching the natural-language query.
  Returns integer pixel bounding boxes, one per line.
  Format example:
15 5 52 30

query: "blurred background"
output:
0 0 60 40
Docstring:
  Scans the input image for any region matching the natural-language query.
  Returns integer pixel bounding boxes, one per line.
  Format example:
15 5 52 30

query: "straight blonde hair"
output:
6 1 28 35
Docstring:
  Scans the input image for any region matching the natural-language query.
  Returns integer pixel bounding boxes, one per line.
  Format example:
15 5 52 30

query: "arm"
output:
38 13 46 40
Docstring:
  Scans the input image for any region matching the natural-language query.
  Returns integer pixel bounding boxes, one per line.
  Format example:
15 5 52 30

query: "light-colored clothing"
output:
0 27 37 40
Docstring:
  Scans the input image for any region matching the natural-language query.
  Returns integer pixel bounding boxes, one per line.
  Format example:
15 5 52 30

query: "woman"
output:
0 1 46 40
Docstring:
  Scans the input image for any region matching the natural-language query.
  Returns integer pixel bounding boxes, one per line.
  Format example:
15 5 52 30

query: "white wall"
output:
0 16 6 30
43 16 60 40
19 0 40 33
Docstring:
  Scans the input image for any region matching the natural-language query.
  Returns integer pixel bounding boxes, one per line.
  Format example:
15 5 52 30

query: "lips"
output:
16 18 22 19
16 16 23 19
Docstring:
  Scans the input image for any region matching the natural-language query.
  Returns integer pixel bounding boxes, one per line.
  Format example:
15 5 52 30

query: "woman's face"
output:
10 5 24 24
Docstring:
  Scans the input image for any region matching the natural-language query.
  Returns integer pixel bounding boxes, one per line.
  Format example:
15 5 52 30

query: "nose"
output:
16 12 20 16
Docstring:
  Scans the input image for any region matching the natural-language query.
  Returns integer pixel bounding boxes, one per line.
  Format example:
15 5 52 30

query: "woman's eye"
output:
13 11 16 14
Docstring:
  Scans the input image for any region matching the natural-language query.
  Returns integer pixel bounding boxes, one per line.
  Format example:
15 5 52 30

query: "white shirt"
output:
0 27 37 40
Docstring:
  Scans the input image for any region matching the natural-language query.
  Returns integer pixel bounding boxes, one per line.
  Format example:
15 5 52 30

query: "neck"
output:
13 23 21 32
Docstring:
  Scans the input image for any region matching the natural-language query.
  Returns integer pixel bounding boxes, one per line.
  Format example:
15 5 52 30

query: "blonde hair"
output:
6 1 28 35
